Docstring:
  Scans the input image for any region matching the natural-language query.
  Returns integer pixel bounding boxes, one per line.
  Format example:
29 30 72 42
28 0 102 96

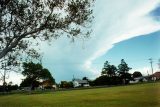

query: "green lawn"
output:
0 82 160 107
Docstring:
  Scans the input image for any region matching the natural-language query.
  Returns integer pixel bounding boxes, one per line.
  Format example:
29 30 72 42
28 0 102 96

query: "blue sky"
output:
95 31 160 73
6 0 160 84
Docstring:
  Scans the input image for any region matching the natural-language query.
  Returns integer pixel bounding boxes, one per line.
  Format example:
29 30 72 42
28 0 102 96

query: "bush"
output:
93 76 123 86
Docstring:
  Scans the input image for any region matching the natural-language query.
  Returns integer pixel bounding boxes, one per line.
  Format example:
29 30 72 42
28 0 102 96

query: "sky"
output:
3 0 160 85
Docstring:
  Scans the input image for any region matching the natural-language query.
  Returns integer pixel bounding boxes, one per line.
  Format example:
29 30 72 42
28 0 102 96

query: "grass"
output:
0 82 160 107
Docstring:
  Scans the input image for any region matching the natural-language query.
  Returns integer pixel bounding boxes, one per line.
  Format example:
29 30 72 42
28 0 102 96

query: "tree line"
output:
90 59 134 86
58 59 143 89
0 62 55 92
0 59 144 92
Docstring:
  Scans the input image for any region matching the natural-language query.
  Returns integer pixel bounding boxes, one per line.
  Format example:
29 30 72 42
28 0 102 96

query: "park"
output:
0 0 160 107
0 82 160 107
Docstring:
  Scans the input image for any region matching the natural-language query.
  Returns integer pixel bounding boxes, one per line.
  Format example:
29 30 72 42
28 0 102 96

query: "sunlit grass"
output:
0 82 160 107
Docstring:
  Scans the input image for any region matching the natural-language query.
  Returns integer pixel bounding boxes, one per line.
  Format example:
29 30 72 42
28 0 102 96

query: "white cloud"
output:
5 0 160 84
33 0 160 82
130 67 150 76
83 0 160 77
0 72 24 85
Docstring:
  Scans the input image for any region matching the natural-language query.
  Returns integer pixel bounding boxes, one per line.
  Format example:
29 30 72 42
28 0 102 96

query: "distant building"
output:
21 87 31 91
130 76 148 83
151 72 160 81
130 71 160 83
40 80 56 89
72 79 89 88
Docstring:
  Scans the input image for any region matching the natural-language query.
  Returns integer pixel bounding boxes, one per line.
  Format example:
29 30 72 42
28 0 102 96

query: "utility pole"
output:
73 75 75 80
149 58 154 81
147 70 149 76
158 59 160 69
149 58 154 75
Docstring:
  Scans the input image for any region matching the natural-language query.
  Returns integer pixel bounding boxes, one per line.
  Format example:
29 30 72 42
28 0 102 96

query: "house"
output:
40 80 56 89
130 76 148 83
151 72 160 81
72 79 90 88
21 87 31 91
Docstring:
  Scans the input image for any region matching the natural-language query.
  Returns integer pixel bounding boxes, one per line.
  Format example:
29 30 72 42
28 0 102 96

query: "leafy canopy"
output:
0 0 94 68
22 62 55 84
101 61 117 77
118 59 132 74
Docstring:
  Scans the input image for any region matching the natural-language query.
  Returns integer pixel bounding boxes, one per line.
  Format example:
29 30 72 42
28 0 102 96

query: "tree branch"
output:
0 27 44 59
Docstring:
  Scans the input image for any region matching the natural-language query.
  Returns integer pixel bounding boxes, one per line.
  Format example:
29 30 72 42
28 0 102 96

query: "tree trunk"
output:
123 79 126 85
3 76 6 92
2 66 6 92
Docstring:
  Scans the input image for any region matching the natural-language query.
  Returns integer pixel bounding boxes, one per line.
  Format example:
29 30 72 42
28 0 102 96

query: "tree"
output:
101 61 117 77
82 77 88 81
0 0 94 59
0 58 13 92
133 71 142 78
21 62 55 90
7 84 18 91
60 81 73 88
0 0 94 79
0 49 38 92
118 59 131 74
118 59 132 84
109 65 117 76
0 64 9 92
93 75 122 86
20 77 40 89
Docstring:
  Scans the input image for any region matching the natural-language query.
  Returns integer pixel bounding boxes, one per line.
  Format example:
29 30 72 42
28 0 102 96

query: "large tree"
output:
132 71 142 78
118 59 132 84
101 61 117 77
0 0 94 86
21 62 55 90
0 0 94 63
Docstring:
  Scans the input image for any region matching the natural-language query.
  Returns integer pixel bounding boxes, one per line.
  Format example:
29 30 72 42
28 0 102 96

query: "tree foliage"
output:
133 71 142 78
118 59 131 74
20 77 40 89
82 76 89 81
21 62 55 89
0 0 94 87
96 59 133 86
60 81 73 88
118 59 132 84
93 75 123 86
101 61 117 77
0 0 94 67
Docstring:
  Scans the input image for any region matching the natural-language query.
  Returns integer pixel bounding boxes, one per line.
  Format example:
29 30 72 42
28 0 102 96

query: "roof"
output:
73 79 88 84
134 76 145 80
152 72 160 77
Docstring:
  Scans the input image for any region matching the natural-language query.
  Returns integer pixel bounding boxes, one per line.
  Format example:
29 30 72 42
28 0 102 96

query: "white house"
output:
72 79 90 88
130 76 148 83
